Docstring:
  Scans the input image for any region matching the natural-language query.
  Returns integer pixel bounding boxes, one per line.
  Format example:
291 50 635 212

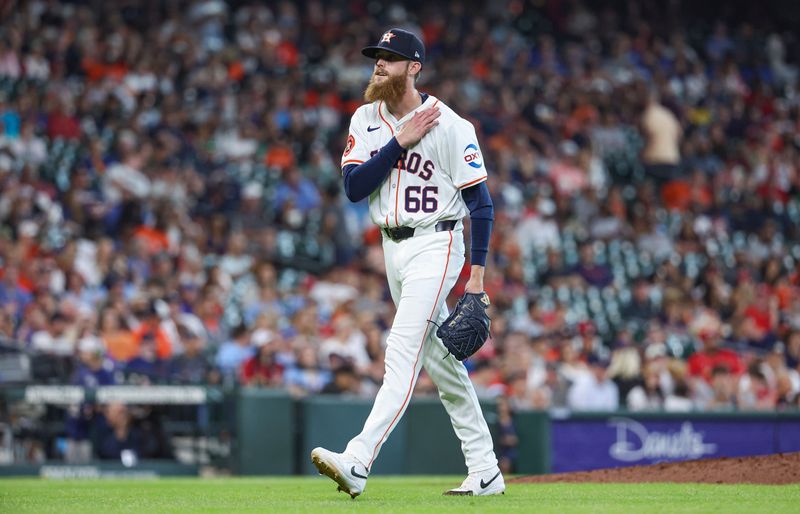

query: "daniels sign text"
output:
550 415 800 473
607 418 717 462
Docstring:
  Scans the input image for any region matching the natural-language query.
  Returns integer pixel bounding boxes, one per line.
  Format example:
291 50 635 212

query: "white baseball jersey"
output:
341 95 487 228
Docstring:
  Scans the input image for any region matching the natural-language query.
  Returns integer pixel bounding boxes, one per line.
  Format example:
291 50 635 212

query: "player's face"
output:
372 51 409 81
364 51 412 103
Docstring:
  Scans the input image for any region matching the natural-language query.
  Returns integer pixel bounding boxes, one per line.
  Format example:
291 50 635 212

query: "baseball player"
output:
311 29 504 497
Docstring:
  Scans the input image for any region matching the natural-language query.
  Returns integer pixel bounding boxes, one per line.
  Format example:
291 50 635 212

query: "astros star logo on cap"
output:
381 31 396 43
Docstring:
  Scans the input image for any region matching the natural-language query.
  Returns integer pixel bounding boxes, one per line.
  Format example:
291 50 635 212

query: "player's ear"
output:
408 61 421 77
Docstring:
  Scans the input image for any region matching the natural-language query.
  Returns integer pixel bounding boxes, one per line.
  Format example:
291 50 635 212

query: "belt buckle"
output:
384 226 412 242
384 227 399 242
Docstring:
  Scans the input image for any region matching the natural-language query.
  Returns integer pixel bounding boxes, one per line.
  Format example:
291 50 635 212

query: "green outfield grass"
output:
1 477 798 513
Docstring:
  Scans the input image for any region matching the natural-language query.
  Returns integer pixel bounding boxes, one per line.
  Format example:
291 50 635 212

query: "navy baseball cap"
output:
362 28 425 63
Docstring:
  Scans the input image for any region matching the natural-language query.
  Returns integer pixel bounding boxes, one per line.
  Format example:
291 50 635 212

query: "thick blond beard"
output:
364 64 410 104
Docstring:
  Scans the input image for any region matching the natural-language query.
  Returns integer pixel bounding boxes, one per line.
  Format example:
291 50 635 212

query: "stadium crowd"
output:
0 0 799 460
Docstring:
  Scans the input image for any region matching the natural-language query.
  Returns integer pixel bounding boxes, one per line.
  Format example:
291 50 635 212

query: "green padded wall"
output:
301 395 408 475
235 388 295 475
513 410 551 474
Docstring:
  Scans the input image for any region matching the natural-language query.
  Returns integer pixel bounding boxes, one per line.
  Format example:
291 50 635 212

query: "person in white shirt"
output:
319 315 371 372
567 354 620 411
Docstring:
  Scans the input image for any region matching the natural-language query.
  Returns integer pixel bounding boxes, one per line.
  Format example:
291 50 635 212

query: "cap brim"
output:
361 46 417 61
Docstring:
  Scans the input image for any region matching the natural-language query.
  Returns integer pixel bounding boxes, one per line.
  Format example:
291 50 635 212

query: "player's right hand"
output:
396 106 440 149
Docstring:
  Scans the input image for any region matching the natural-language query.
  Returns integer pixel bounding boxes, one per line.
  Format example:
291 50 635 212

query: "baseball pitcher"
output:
311 28 503 498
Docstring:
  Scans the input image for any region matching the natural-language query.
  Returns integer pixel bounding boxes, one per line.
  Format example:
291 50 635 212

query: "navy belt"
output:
383 220 458 242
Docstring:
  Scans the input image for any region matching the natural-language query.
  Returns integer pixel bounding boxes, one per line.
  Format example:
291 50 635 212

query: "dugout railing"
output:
0 383 234 477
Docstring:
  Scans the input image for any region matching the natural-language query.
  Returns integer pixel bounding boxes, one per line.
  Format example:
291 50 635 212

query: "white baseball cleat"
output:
310 447 369 499
443 467 506 496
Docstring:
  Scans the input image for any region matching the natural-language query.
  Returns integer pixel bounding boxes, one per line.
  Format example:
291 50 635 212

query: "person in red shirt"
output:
240 330 284 387
688 328 745 383
741 284 780 349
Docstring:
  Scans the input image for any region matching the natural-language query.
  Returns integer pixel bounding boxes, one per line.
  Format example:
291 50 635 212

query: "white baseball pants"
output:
344 228 498 473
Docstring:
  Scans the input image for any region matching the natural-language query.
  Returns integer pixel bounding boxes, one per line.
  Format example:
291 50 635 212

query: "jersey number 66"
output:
405 186 438 213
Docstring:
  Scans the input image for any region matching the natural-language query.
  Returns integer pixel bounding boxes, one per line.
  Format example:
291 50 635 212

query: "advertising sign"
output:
551 416 800 473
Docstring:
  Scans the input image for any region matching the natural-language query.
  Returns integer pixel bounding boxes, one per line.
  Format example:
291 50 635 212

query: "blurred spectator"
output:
95 403 146 461
737 360 777 411
567 354 619 411
557 338 589 384
240 330 284 387
701 365 737 411
496 396 518 475
169 325 214 385
687 312 744 382
607 336 642 404
284 344 331 397
573 244 613 288
786 332 800 370
219 232 254 282
550 141 589 197
94 403 170 461
543 362 571 408
622 279 657 322
664 378 695 412
71 336 116 388
125 333 168 384
738 284 780 351
273 168 321 221
30 311 77 356
775 371 799 409
65 335 117 463
319 315 370 372
506 371 537 410
0 264 32 311
640 89 682 186
627 362 665 411
131 302 173 360
214 324 254 379
320 363 362 395
471 359 506 399
99 308 137 363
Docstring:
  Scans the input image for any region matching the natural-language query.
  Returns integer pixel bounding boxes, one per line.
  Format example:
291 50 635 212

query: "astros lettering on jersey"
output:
341 96 487 228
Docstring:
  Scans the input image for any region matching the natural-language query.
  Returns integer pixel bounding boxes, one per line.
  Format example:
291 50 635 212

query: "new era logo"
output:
414 51 420 58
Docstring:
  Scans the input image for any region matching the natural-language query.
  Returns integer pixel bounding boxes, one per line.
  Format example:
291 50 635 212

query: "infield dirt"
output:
512 452 800 485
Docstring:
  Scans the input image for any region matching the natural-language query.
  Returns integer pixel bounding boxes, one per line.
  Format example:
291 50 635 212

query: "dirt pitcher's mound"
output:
512 452 800 485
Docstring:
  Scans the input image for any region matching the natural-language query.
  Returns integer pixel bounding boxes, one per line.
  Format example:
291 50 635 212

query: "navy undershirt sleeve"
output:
342 137 404 202
461 181 493 267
